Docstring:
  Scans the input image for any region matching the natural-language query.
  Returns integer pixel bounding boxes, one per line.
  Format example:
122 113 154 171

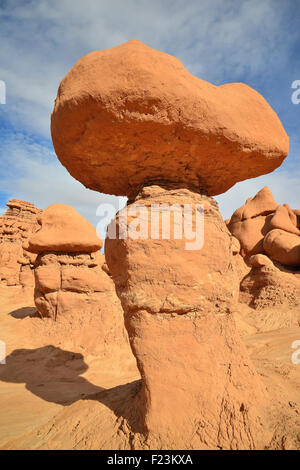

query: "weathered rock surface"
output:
26 204 99 316
228 187 300 267
105 186 269 449
0 200 41 286
227 187 277 256
247 253 273 268
33 252 129 351
227 188 300 318
33 252 108 319
26 204 129 354
1 283 298 450
294 209 300 228
263 229 300 266
240 258 300 312
48 42 293 449
51 40 288 199
27 204 102 253
269 205 300 236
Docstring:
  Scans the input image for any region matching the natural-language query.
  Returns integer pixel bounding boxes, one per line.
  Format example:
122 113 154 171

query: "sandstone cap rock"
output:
51 40 289 198
27 204 102 254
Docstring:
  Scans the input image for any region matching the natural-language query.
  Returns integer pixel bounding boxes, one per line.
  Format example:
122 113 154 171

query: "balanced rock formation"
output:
227 187 300 265
268 205 300 236
26 204 100 318
227 188 300 310
50 41 292 449
26 203 129 354
0 199 42 286
51 40 288 199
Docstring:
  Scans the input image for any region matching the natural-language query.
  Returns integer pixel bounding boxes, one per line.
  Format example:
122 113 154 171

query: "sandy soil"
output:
0 285 299 450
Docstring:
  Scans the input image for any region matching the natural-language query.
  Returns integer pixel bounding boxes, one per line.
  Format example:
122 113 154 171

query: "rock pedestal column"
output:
26 204 130 354
106 186 270 450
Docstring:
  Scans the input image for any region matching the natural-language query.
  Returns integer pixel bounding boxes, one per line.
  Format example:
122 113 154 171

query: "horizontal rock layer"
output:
0 200 41 286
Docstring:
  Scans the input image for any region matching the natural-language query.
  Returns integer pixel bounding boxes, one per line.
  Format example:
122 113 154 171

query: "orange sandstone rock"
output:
240 258 300 310
105 186 269 449
26 204 129 354
269 205 300 236
228 188 300 316
247 254 273 268
227 187 278 256
0 242 23 286
227 188 300 268
51 41 288 198
49 43 291 448
263 229 300 266
230 187 278 223
26 205 101 317
0 199 42 286
294 209 300 228
27 204 102 254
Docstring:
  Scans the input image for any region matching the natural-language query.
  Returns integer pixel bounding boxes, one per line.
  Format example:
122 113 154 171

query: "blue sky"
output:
0 0 299 235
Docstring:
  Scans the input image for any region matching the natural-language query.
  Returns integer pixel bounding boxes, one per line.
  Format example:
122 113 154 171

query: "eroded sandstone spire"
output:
0 199 42 286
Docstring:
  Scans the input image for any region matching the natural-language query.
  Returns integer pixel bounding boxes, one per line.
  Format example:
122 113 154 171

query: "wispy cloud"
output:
0 0 299 224
1 0 298 136
0 131 126 239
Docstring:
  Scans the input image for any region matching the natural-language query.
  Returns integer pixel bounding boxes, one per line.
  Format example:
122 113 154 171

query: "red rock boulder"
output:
51 40 288 199
263 229 300 266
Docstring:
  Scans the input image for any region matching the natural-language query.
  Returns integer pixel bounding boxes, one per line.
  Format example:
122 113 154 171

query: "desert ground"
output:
0 284 299 450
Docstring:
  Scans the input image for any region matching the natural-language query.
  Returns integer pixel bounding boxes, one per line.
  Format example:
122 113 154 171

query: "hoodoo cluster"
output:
1 40 296 450
227 187 300 310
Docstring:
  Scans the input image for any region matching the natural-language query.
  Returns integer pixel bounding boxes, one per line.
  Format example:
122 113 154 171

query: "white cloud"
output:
0 0 299 227
0 0 296 137
0 132 126 239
